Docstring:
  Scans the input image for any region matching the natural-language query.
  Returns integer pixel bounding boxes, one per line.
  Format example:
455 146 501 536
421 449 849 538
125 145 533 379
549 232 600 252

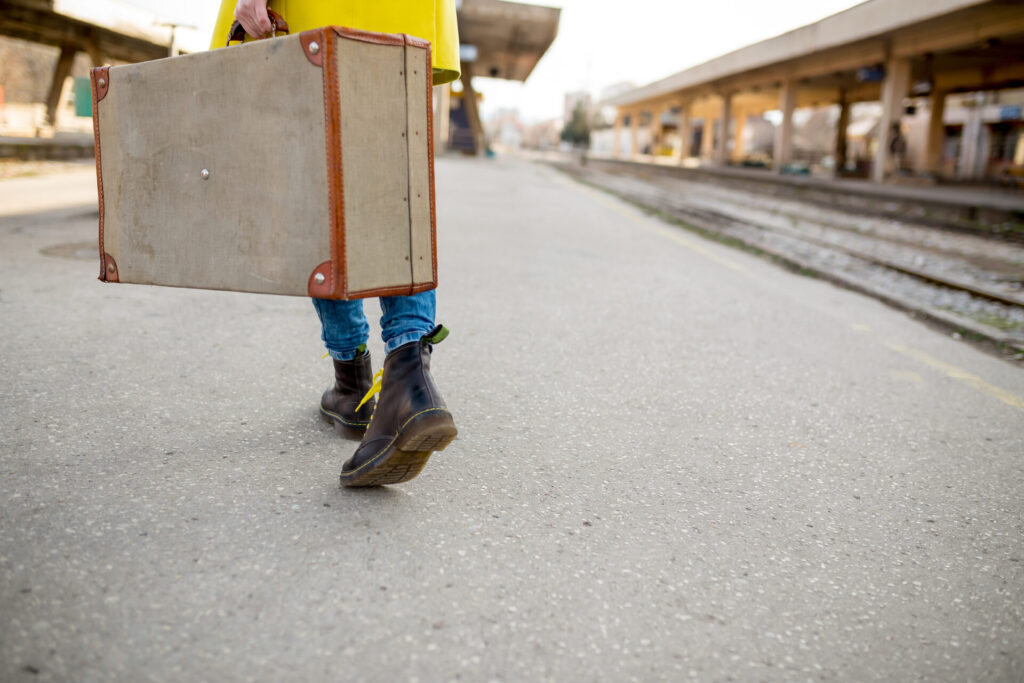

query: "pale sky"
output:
125 0 866 121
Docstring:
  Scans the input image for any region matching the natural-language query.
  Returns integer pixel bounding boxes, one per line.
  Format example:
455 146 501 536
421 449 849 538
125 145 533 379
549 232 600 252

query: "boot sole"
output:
319 406 369 440
340 409 457 487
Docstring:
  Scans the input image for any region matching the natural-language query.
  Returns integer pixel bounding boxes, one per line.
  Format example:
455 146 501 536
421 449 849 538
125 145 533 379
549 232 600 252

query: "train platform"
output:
0 133 95 161
587 154 1024 230
1 157 1022 680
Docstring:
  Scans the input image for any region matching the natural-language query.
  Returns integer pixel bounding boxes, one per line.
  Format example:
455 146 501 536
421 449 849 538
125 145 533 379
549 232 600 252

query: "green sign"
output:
73 77 92 117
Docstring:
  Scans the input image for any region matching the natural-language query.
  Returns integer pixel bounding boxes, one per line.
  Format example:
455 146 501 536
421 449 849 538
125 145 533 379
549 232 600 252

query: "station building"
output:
603 0 1024 185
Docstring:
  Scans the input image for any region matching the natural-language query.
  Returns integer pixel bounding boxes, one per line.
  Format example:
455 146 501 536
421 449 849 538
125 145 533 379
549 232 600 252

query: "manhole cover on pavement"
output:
40 241 98 261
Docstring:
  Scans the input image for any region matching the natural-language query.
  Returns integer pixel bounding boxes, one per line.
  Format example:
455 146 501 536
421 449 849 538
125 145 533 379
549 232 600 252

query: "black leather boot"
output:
320 348 375 438
340 325 457 487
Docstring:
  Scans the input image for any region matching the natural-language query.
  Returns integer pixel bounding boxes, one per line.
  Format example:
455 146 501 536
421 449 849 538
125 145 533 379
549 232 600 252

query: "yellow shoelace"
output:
355 368 384 412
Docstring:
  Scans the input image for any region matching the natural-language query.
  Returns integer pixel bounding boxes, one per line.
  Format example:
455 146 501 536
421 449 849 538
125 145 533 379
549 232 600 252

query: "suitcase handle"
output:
226 8 290 45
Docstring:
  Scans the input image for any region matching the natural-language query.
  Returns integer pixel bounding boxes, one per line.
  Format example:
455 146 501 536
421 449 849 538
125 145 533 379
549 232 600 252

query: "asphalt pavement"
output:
1 157 1022 682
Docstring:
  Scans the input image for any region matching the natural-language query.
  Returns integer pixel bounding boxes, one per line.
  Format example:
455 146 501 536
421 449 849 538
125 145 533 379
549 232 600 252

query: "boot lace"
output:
355 368 383 413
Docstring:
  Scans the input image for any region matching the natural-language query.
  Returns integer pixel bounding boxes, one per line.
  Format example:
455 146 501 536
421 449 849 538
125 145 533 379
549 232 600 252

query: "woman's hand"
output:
233 0 273 39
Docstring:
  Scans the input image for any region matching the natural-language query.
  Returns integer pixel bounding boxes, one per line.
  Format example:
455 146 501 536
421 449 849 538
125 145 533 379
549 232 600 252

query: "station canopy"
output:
0 0 181 62
456 0 560 82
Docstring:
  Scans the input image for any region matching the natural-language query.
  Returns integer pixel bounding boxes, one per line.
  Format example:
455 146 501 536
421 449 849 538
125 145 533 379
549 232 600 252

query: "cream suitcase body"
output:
91 27 436 299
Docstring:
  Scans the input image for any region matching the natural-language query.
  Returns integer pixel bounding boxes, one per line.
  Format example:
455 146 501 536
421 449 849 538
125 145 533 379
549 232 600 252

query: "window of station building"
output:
943 126 962 165
989 122 1023 165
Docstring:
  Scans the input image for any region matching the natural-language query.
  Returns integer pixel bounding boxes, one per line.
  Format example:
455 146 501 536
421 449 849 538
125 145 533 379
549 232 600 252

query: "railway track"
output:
551 160 1024 358
655 194 1024 310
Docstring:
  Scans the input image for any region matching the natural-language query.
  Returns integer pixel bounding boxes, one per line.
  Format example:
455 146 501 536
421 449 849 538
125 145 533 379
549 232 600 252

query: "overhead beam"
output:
891 3 1024 58
0 1 169 63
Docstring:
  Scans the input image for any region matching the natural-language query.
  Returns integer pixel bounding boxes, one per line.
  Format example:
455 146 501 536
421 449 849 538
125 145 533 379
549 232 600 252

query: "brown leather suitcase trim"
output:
101 253 119 282
408 281 435 295
333 27 404 47
323 27 346 299
93 65 110 102
302 28 333 298
91 66 109 281
332 28 432 52
348 281 435 299
307 260 333 297
423 41 438 288
299 29 324 67
405 35 431 50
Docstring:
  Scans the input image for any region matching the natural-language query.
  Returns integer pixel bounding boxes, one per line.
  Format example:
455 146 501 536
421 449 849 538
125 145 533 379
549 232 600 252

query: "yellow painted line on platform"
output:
651 225 751 275
889 369 924 384
576 181 751 275
886 342 1024 412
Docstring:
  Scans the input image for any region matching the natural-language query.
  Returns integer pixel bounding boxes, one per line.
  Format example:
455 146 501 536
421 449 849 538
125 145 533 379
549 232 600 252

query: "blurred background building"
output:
0 0 196 144
3 0 1023 188
601 0 1024 185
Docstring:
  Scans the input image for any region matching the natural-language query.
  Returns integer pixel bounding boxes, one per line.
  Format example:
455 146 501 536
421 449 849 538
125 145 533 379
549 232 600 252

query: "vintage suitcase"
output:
91 27 437 300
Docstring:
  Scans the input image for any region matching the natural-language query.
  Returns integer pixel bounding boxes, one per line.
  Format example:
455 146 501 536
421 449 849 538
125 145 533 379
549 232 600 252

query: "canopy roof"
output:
457 0 560 82
0 0 181 62
606 0 1024 107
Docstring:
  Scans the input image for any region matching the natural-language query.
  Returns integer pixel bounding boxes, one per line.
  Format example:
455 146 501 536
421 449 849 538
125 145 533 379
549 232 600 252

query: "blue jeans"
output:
312 290 436 360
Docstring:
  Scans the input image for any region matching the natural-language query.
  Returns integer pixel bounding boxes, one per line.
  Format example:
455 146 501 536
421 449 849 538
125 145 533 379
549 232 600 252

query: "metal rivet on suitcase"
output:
308 41 320 55
200 169 210 180
98 78 106 88
107 263 115 273
314 273 326 285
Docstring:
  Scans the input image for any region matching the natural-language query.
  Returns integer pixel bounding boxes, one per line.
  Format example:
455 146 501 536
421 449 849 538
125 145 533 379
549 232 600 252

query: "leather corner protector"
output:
333 27 406 46
300 29 324 67
100 253 119 282
92 66 110 102
308 261 334 297
404 34 431 50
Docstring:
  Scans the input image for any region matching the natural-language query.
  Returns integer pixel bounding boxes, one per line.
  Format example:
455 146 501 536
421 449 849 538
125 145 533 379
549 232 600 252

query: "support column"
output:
773 79 796 172
45 44 78 127
700 119 713 159
433 83 451 153
715 93 732 164
958 93 985 180
834 89 850 175
677 102 692 164
730 111 747 162
923 90 947 176
460 62 484 156
651 105 665 158
700 113 715 161
872 56 911 183
613 111 623 158
630 110 639 159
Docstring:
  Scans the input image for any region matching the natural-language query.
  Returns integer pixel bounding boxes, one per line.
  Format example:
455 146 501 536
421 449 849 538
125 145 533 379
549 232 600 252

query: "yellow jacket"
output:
210 0 460 85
